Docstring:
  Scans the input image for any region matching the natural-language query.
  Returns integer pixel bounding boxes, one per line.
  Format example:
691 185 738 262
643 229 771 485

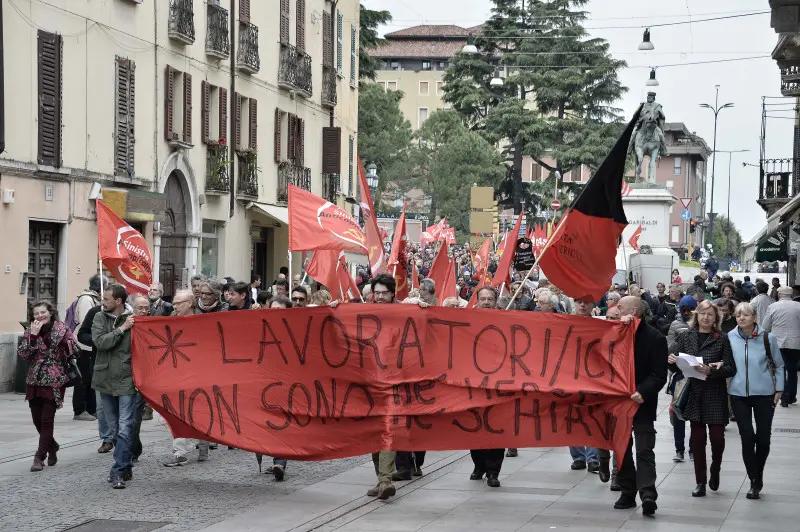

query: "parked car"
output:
759 261 779 273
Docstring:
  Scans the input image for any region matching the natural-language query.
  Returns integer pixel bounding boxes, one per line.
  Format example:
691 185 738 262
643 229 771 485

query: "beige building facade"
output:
0 0 361 388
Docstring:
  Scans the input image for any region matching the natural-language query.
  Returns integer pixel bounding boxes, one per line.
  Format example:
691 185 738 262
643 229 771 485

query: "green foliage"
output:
443 0 627 215
359 4 392 81
710 215 743 260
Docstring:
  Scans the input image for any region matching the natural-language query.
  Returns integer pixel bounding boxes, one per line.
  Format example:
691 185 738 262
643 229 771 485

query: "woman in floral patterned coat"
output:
17 301 77 472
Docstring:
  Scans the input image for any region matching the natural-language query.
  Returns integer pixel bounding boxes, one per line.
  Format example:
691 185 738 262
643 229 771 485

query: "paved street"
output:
2 389 800 532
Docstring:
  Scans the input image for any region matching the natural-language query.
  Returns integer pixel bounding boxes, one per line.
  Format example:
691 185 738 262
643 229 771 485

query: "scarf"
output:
198 298 220 312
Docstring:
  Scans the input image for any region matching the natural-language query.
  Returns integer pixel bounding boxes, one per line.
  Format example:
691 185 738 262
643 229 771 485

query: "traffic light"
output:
689 219 697 233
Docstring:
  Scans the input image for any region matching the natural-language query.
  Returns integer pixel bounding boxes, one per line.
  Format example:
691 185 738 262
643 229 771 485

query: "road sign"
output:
679 197 692 209
550 199 561 210
681 209 692 221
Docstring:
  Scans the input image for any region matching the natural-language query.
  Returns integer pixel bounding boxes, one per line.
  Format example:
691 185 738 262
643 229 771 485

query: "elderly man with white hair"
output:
761 286 800 407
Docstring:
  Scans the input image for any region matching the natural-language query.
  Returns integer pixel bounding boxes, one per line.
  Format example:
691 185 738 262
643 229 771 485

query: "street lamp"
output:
699 85 734 251
715 149 750 258
490 70 504 88
462 34 478 55
645 68 659 87
366 162 379 197
638 28 655 51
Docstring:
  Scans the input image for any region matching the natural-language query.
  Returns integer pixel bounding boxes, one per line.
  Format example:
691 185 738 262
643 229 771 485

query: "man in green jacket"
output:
91 284 136 489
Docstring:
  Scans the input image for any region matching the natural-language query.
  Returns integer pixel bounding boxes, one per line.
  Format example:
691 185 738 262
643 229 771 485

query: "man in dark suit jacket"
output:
612 296 668 517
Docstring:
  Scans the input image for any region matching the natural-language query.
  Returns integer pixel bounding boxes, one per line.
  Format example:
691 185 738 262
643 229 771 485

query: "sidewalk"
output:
2 389 800 531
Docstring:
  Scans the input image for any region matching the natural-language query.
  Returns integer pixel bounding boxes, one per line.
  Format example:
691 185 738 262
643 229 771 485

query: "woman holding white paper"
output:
728 302 784 500
668 300 736 498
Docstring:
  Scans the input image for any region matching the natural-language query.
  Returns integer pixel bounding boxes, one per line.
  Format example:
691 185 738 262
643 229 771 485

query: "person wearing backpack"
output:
69 274 106 421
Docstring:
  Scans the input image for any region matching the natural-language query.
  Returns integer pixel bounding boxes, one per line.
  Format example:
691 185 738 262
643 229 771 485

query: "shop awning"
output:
754 222 790 263
246 202 288 226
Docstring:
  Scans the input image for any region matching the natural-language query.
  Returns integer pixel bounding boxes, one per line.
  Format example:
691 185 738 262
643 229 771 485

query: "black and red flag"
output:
539 106 641 301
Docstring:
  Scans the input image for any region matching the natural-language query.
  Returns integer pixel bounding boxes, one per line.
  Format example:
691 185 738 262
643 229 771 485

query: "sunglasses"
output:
291 297 306 302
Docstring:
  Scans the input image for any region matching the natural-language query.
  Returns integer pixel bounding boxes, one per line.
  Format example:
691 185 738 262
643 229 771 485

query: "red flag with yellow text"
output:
96 200 153 295
288 185 368 253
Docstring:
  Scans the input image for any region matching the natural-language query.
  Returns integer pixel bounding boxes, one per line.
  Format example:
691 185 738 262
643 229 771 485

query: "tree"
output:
359 4 392 81
357 83 413 202
407 110 505 234
710 215 743 260
443 0 627 215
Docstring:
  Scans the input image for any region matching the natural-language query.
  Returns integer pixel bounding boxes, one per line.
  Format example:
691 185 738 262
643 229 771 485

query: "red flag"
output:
420 231 436 246
467 238 493 308
439 227 456 244
539 106 640 301
491 214 524 290
628 224 643 251
96 200 153 294
496 230 508 257
427 244 451 301
532 225 548 257
357 157 387 275
288 185 367 253
306 250 359 302
388 206 409 300
438 257 458 305
426 218 447 239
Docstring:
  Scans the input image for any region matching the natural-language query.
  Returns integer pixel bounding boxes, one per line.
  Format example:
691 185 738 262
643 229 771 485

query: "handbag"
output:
672 377 691 421
763 331 777 392
64 358 83 388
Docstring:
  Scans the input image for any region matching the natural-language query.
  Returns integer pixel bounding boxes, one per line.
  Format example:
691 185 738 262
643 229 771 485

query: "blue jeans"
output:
96 390 115 443
569 446 598 464
99 393 137 478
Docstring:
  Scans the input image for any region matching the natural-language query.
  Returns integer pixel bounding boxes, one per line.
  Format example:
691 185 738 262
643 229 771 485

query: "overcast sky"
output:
363 0 790 242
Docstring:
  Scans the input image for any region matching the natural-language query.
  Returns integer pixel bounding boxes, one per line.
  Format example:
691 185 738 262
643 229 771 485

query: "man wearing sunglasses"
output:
290 286 309 308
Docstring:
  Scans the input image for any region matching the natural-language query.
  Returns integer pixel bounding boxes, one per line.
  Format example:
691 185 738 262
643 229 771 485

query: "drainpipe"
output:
0 0 5 154
229 0 236 218
330 0 338 128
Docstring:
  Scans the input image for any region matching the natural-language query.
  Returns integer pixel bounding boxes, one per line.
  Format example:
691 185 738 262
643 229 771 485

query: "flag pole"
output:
287 250 292 287
621 237 630 287
99 259 104 293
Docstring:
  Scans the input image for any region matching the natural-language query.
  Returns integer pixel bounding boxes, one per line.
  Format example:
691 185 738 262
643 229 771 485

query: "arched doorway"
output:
160 171 189 300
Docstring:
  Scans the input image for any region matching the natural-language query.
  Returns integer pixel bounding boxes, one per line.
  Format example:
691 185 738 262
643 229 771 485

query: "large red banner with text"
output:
131 307 638 460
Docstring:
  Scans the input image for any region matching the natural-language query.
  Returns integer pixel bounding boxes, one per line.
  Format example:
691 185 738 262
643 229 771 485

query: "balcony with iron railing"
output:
321 65 337 108
205 143 230 194
278 43 313 98
237 23 260 74
780 64 800 97
277 162 312 203
237 151 259 198
168 0 195 45
758 158 797 214
206 2 229 59
322 173 340 203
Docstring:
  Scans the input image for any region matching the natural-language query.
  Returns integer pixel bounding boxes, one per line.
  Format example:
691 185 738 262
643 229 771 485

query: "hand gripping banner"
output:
131 307 638 460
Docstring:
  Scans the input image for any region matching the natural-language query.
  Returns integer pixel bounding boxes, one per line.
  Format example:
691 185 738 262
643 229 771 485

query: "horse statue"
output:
628 92 668 183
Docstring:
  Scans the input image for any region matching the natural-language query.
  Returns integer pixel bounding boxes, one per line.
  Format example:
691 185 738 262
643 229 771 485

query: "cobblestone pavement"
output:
0 391 366 532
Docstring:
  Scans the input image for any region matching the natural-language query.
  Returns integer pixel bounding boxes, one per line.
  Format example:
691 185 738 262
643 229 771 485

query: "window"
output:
322 11 333 67
114 57 136 177
296 0 306 53
165 65 193 145
673 157 682 175
274 109 304 165
201 81 228 144
387 81 397 91
419 81 429 95
336 10 343 75
422 61 431 71
666 180 674 189
530 162 541 181
436 81 444 96
671 225 680 243
233 93 256 150
378 81 386 90
390 61 400 71
201 221 221 277
437 61 448 71
350 24 357 86
348 135 355 194
37 30 62 167
418 107 429 128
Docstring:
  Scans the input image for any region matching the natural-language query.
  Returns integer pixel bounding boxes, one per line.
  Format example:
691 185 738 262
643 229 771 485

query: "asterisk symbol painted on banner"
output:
148 325 196 369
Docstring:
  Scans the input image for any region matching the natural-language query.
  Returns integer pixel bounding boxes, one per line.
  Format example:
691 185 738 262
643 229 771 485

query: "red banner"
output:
96 200 153 294
288 185 368 253
131 307 638 460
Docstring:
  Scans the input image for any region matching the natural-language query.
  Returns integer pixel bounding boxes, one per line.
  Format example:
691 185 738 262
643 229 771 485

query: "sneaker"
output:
163 455 188 467
588 462 600 474
198 445 209 462
377 482 396 500
571 460 587 471
98 442 114 454
673 451 685 463
73 411 97 421
272 464 285 481
110 476 126 489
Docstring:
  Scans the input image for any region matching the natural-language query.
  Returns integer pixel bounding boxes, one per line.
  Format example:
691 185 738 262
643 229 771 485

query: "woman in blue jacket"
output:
728 301 784 500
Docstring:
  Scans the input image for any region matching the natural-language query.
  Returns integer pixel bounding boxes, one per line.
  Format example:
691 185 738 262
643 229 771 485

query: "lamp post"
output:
699 85 734 251
366 162 379 201
716 149 750 258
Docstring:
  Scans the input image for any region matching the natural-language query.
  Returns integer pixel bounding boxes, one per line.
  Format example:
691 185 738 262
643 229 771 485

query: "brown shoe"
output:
142 405 154 421
47 443 59 466
366 484 380 497
377 482 396 500
30 457 44 472
98 442 113 454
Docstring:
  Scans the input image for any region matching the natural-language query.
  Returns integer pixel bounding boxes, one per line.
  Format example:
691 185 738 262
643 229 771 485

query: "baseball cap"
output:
679 295 698 311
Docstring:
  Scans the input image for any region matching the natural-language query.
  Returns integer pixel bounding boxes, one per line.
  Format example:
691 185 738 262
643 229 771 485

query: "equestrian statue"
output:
628 92 668 183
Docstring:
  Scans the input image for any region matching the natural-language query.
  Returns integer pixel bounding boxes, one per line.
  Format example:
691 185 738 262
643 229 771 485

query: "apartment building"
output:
0 0 360 340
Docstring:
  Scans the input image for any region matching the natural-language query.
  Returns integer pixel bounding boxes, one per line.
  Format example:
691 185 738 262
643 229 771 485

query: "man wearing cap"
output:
761 287 800 407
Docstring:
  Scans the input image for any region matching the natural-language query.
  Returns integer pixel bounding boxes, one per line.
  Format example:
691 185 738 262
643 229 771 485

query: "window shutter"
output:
37 30 62 167
296 0 306 53
201 81 210 144
298 118 304 167
350 25 357 84
115 57 130 175
219 87 228 142
249 98 257 150
322 12 332 67
348 135 354 194
183 73 193 143
280 0 290 45
127 60 136 172
322 126 341 174
164 65 175 140
336 11 343 74
234 93 242 149
239 0 250 24
274 107 282 163
287 113 296 161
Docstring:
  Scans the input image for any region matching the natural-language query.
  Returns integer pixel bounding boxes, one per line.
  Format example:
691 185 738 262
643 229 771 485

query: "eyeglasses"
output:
291 297 306 302
373 290 392 296
199 291 215 296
